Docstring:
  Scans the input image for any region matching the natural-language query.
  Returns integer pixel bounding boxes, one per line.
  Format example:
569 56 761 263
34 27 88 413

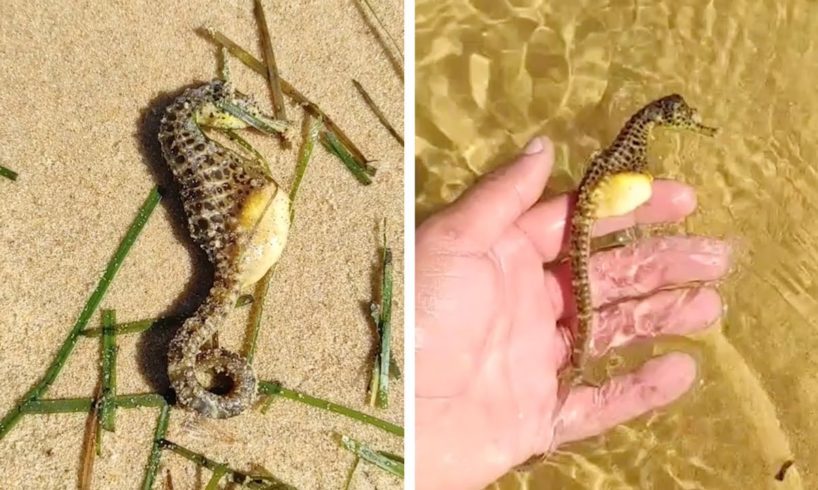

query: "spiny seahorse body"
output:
159 80 290 418
557 94 717 412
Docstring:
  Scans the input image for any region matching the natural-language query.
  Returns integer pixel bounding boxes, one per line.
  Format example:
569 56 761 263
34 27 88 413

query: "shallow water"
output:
416 0 818 488
0 1 404 488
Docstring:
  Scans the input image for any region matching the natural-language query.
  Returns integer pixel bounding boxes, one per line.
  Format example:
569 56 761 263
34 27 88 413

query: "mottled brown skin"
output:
158 80 284 418
557 94 717 418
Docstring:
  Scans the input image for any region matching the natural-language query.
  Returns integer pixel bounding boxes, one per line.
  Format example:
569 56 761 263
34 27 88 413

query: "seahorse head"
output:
194 80 293 138
647 94 718 136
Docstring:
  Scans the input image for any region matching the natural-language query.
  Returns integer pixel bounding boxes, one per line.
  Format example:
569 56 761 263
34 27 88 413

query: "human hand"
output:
415 136 732 490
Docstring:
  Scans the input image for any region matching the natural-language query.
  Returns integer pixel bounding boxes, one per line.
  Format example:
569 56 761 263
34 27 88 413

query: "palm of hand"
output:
418 225 561 460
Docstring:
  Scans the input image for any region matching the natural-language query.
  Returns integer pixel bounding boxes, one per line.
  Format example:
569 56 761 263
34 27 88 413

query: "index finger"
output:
514 180 698 263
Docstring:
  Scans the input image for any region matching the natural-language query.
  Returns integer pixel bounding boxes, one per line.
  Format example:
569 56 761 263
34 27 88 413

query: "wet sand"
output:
0 1 404 488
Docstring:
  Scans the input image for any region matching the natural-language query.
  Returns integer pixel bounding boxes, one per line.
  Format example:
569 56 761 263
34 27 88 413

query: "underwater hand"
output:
415 136 732 490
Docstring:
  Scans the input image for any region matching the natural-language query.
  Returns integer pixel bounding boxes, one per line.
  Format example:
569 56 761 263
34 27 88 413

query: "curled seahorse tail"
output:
167 261 256 419
169 348 257 419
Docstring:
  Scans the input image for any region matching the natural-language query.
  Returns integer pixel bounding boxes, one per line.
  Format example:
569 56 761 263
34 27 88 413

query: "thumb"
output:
424 136 554 252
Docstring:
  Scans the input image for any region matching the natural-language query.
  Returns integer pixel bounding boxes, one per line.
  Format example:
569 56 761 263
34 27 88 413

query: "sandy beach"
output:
0 1 404 488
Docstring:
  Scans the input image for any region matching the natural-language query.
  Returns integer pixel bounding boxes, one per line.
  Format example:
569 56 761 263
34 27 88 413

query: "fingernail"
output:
522 136 544 155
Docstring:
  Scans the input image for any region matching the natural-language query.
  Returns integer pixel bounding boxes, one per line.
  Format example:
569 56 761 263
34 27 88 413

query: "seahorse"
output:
550 94 717 440
158 77 291 418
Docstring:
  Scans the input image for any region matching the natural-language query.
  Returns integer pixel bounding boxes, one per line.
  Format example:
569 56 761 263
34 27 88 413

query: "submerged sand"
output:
0 1 404 489
417 1 817 489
